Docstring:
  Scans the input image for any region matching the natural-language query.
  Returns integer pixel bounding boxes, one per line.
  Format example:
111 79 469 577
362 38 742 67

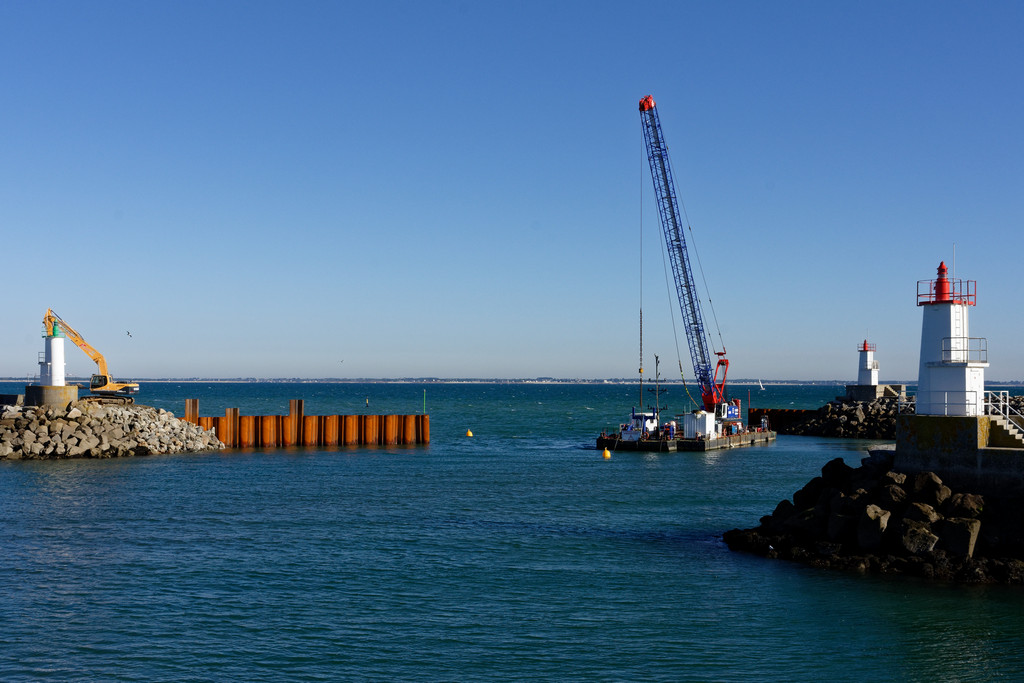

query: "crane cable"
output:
665 141 727 357
687 221 727 356
657 216 701 411
643 128 701 412
638 134 644 411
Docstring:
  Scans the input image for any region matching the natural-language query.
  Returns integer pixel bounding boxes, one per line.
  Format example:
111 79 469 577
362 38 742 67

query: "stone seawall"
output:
749 396 907 439
0 402 225 460
751 395 1024 441
724 449 1024 584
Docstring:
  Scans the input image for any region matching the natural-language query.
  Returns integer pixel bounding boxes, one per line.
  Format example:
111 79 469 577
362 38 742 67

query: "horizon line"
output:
4 376 1023 385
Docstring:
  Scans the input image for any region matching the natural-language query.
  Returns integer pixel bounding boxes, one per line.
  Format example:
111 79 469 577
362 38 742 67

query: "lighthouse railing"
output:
914 390 984 417
916 278 977 305
940 337 987 364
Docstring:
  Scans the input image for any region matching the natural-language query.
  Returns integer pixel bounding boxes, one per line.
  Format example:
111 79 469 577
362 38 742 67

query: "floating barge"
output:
596 407 775 453
596 428 775 452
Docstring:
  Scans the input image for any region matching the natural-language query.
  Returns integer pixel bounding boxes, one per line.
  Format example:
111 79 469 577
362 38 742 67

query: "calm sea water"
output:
2 381 1024 681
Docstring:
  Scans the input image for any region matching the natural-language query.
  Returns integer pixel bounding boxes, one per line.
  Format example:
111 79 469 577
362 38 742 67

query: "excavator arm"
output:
43 309 110 376
42 309 136 396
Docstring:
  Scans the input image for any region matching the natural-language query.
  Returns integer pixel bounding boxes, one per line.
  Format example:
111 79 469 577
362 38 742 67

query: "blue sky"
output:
2 1 1021 381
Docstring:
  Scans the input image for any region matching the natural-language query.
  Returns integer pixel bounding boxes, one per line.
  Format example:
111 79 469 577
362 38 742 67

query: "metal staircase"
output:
985 391 1024 448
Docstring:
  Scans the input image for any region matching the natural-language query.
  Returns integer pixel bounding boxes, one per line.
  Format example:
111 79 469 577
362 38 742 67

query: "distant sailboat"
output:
758 379 765 390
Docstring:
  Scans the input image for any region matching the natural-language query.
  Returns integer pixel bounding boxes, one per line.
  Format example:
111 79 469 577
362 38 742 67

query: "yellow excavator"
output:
43 308 139 400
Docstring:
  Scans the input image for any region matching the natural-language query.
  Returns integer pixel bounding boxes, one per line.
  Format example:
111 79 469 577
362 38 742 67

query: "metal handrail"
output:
897 394 915 414
903 391 1024 422
912 390 984 416
939 337 988 364
917 278 976 305
985 391 1024 423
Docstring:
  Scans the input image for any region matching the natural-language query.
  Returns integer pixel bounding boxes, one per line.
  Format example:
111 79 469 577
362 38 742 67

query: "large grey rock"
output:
858 504 891 550
905 502 943 525
827 512 857 541
881 471 907 486
793 477 824 509
900 519 939 554
821 457 854 487
913 472 952 507
945 493 984 519
877 484 907 508
941 518 982 558
782 508 823 538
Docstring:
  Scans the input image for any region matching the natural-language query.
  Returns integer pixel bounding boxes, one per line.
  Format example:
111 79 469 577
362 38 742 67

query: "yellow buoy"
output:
466 429 473 437
603 448 611 459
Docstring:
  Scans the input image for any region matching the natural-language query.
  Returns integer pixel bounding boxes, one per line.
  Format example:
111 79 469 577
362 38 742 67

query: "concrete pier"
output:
895 414 1024 494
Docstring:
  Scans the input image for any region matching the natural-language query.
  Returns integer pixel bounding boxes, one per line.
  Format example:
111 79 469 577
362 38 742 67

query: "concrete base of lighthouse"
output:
24 385 79 409
845 384 906 402
895 414 1024 495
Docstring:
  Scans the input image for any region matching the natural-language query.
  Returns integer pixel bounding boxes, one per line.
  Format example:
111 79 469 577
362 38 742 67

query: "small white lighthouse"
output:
39 320 67 387
857 340 879 386
846 339 903 401
915 261 987 416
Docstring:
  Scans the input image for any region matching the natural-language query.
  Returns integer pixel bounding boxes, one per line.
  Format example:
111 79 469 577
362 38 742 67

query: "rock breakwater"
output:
764 394 1024 440
787 396 907 439
0 402 225 460
724 449 1024 584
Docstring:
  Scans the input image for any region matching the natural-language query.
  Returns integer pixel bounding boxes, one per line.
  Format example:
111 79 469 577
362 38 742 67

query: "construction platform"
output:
596 429 776 453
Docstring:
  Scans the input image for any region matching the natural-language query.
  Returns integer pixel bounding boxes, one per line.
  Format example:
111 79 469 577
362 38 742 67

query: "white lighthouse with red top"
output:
896 261 1024 491
915 261 987 416
857 340 879 386
846 339 904 401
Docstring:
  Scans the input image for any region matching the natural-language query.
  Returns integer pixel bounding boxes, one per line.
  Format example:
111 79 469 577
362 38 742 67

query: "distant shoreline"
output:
1 377 1019 386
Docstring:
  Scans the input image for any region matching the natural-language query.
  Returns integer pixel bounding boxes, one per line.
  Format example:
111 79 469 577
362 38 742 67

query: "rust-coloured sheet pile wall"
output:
182 399 429 448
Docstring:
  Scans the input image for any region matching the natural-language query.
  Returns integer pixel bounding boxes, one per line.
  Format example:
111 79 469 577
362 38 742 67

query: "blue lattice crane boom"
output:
639 94 728 412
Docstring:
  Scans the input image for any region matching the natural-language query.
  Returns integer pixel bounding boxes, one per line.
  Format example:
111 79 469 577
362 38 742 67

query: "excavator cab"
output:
90 374 138 395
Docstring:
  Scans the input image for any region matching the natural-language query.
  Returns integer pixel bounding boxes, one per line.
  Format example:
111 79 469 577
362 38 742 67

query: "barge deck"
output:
597 429 776 453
